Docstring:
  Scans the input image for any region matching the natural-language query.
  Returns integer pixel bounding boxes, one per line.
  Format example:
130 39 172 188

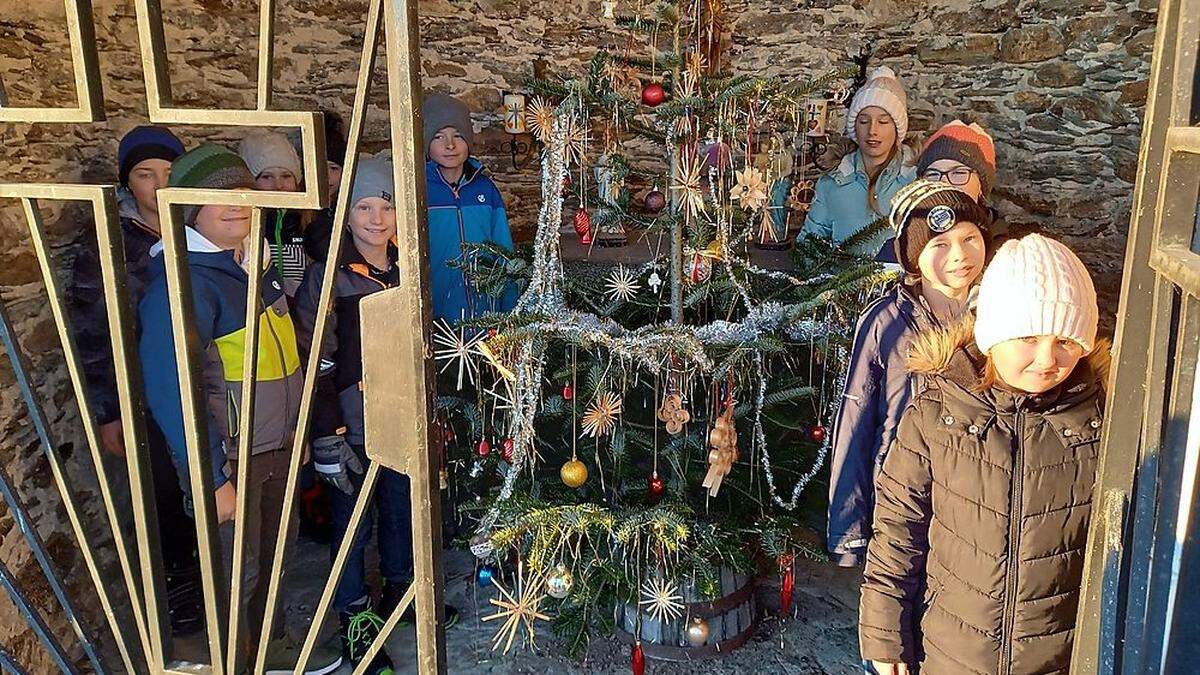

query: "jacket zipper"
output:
435 164 480 315
1001 405 1025 673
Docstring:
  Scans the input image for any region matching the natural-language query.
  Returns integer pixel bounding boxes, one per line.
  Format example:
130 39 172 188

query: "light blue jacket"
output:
425 159 518 322
803 147 916 255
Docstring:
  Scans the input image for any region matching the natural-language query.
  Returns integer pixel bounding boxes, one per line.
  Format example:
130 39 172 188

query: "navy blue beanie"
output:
118 126 185 186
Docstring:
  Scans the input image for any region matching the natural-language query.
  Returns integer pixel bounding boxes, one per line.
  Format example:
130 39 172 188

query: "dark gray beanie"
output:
349 155 394 207
421 93 475 154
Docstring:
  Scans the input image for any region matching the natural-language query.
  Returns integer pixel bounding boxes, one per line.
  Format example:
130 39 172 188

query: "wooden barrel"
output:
613 567 759 661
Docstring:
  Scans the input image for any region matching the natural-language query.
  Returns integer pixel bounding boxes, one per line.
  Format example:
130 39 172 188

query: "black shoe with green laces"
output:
340 604 395 675
381 582 459 629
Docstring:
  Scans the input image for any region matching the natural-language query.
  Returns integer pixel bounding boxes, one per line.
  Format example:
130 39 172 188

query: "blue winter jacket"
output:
826 280 939 566
425 158 518 322
803 147 916 255
139 228 303 492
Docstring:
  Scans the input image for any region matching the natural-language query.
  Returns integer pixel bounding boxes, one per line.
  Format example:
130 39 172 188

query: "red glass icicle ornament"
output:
574 208 593 245
476 439 491 457
631 642 645 675
562 383 574 400
501 438 515 463
781 564 795 615
648 472 665 500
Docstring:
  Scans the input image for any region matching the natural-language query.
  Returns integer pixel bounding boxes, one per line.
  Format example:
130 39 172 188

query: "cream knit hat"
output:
974 233 1098 354
238 130 303 182
846 66 909 143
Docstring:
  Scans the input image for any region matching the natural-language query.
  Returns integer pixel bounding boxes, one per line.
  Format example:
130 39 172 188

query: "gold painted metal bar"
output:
269 0 387 668
155 195 230 674
0 238 140 675
0 0 103 122
382 0 446 670
1165 126 1200 155
92 186 172 670
17 196 156 663
350 584 416 675
133 0 330 213
292 465 381 674
257 0 276 111
64 0 105 121
227 208 266 674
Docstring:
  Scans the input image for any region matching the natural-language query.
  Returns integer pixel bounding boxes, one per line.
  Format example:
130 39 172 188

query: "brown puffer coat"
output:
858 319 1109 674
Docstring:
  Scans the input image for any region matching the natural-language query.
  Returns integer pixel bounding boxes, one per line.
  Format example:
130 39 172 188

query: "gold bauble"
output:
545 564 574 599
684 616 710 646
560 459 589 488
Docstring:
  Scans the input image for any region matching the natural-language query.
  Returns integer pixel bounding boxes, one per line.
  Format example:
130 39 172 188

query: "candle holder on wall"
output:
501 91 533 169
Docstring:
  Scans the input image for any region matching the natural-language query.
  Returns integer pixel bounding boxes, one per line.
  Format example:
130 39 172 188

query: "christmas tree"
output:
435 0 892 657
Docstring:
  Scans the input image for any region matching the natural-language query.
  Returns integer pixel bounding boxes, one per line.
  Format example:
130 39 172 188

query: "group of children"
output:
70 93 515 674
818 68 1106 674
69 63 1108 674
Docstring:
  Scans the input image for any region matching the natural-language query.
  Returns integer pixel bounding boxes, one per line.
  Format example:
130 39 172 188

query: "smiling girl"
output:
860 233 1106 675
827 180 995 567
804 67 917 255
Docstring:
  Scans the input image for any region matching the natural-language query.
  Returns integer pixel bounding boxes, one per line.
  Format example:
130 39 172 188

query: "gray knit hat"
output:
421 93 475 154
349 155 394 207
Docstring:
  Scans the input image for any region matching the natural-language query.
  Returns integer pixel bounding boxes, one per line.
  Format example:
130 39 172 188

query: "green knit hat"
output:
169 143 256 224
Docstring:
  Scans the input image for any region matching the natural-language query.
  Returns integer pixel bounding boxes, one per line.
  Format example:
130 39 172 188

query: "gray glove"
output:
312 435 364 495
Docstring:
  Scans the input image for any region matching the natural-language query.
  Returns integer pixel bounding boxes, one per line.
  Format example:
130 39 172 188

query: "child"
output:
827 180 994 566
876 119 1001 264
422 92 518 321
916 120 996 204
859 233 1105 674
70 125 203 634
803 66 916 255
239 130 310 297
137 144 341 673
296 156 459 673
302 110 349 263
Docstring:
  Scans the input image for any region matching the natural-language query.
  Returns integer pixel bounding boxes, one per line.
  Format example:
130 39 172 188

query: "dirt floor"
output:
271 539 864 675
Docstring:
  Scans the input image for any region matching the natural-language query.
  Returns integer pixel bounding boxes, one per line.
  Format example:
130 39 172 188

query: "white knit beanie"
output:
846 66 909 143
238 130 303 182
974 234 1099 354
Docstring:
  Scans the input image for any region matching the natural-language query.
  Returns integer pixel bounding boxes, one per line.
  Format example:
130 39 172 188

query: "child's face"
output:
327 161 342 197
990 336 1085 394
855 106 897 161
194 204 252 249
348 196 396 249
428 126 469 171
923 159 983 201
917 221 986 293
255 167 299 192
128 158 172 217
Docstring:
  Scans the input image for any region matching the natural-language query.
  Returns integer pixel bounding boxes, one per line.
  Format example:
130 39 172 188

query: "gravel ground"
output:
270 539 864 675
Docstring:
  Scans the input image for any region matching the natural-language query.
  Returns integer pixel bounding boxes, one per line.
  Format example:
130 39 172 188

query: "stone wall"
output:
0 0 1155 666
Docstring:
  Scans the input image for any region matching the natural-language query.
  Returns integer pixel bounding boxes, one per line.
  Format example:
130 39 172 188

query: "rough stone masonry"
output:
0 0 1155 669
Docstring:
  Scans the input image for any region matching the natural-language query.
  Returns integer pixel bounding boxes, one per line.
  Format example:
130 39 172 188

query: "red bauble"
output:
640 82 666 107
808 424 828 444
648 473 665 499
442 424 455 445
501 438 515 463
643 189 666 214
573 208 593 245
562 384 574 400
631 642 645 675
476 439 491 457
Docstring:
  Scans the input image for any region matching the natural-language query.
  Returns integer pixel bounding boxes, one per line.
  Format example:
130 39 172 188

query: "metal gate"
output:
1072 0 1200 673
0 0 447 672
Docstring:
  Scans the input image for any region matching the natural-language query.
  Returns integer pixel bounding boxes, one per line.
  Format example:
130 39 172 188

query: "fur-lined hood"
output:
906 314 1112 395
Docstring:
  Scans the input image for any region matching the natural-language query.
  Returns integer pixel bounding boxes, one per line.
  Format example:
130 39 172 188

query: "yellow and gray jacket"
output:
138 227 302 490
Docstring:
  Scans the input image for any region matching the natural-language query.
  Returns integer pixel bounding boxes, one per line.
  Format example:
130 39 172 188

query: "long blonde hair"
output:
865 142 899 215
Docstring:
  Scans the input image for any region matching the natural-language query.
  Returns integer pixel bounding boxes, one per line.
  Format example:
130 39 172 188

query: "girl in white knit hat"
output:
859 233 1108 675
803 66 917 255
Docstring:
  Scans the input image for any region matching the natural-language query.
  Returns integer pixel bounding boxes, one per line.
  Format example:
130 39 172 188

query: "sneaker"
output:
341 605 396 674
379 581 406 620
261 633 343 675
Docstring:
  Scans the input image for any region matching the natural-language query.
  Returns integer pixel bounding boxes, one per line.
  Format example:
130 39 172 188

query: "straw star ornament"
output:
482 564 552 653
